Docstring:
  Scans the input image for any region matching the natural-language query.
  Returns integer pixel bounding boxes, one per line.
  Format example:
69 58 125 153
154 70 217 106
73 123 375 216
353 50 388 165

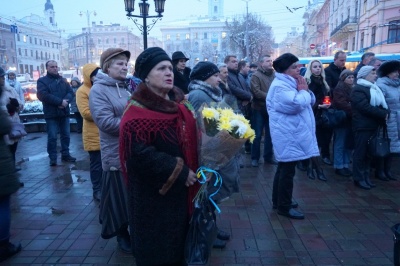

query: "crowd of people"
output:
0 47 400 264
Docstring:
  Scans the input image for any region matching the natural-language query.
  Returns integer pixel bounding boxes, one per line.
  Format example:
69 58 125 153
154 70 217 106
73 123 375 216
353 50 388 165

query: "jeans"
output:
272 161 297 212
89 151 103 193
45 117 71 160
0 195 11 241
333 127 351 169
251 109 273 161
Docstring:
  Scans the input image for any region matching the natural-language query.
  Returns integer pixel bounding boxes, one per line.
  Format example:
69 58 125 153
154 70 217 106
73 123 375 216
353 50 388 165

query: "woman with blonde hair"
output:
303 59 330 181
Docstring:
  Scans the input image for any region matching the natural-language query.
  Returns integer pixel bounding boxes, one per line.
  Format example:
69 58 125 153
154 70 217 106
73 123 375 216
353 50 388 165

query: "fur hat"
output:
172 51 189 63
377 60 400 78
339 70 354 81
357 66 375 79
100 48 130 70
273 53 299 73
135 47 171 81
189 61 219 81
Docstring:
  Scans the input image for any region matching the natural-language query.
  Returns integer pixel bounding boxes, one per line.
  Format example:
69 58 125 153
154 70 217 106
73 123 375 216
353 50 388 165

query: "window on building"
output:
114 38 117 44
40 51 43 60
98 39 101 44
176 34 180 40
204 33 208 39
222 32 227 38
34 38 37 45
347 8 350 19
18 48 21 56
355 1 358 17
24 49 27 56
45 52 48 59
344 41 348 50
40 39 42 45
185 33 190 40
36 51 38 59
371 26 376 46
30 50 33 57
363 0 367 14
375 0 379 5
360 32 365 49
194 33 198 39
11 41 13 47
388 20 400 43
121 38 125 44
53 54 55 60
23 35 27 42
106 38 109 44
214 6 217 13
17 34 20 42
166 34 170 40
352 36 356 51
52 43 54 48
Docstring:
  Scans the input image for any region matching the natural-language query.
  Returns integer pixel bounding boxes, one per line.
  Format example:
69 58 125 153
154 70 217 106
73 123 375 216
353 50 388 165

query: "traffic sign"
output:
310 44 316 49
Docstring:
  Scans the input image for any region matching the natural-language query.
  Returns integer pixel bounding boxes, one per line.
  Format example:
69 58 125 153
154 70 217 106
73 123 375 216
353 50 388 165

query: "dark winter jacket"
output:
227 69 252 115
250 68 275 111
350 83 389 131
332 81 353 118
173 66 191 94
325 62 345 95
308 75 329 113
0 110 20 197
37 73 73 119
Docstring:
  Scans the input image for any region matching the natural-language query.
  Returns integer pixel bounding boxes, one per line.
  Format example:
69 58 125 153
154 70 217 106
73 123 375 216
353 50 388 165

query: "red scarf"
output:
119 83 200 215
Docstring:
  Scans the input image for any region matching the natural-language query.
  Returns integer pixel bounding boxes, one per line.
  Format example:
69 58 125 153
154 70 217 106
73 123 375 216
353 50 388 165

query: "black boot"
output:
365 175 376 188
312 157 327 181
375 157 389 181
0 241 22 263
384 155 397 180
306 159 315 180
117 227 132 254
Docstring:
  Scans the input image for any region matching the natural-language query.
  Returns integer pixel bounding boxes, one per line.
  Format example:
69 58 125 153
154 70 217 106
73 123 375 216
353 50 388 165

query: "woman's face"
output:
364 70 377 83
344 75 354 85
387 71 399 80
107 59 128 80
205 73 221 88
71 80 79 87
146 60 174 95
284 62 300 79
176 59 187 71
311 61 322 76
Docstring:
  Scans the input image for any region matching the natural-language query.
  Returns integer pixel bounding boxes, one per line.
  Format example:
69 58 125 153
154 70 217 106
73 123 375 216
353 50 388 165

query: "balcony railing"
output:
330 17 358 37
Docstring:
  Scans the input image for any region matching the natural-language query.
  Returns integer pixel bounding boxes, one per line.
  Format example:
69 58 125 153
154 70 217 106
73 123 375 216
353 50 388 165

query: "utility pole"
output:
242 0 251 60
79 11 96 63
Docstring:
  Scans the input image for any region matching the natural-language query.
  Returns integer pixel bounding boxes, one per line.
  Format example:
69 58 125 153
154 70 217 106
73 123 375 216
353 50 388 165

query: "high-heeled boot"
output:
375 157 389 181
312 157 327 181
384 155 396 180
306 159 315 180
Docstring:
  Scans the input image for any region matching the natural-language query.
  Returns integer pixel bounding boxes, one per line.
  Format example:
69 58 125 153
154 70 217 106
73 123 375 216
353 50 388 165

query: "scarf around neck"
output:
357 78 388 109
188 80 222 102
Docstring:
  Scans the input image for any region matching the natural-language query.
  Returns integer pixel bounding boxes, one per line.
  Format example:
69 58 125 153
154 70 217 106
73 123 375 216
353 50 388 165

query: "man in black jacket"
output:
37 60 75 166
325 50 347 95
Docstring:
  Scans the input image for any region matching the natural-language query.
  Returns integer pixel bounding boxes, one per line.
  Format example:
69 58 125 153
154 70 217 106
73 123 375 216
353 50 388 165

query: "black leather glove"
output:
6 98 19 115
9 98 19 108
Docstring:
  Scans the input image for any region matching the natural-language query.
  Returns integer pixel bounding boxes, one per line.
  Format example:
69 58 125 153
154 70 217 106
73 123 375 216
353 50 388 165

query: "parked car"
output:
21 82 38 102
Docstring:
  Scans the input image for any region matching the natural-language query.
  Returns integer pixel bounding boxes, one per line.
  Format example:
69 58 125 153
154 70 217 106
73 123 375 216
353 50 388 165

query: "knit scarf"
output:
188 80 222 102
119 83 200 215
357 78 388 109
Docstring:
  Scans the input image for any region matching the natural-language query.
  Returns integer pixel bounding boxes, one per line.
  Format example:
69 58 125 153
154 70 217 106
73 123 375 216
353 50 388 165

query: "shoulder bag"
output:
367 124 390 157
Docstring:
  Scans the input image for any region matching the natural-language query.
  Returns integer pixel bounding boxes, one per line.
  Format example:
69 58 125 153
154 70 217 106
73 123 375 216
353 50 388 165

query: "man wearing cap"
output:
172 51 191 94
37 60 75 166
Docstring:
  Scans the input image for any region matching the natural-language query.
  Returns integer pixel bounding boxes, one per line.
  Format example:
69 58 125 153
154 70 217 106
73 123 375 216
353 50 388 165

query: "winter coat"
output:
173 66 191 94
266 73 320 162
89 71 130 171
37 73 73 119
376 77 400 152
332 81 353 118
76 64 101 152
227 69 252 103
0 110 19 197
350 82 389 132
70 77 82 113
6 79 24 107
250 68 275 111
0 85 23 145
325 62 345 94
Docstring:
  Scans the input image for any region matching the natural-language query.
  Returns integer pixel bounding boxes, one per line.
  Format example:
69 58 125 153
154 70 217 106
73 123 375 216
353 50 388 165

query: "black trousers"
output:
272 161 297 212
353 130 375 182
8 142 18 163
316 125 333 158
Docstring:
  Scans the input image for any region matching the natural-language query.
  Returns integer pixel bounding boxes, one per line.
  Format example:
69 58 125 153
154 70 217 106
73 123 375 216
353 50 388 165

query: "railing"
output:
330 17 358 37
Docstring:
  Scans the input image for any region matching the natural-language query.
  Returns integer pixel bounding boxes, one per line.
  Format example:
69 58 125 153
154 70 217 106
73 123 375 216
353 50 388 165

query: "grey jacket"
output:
89 71 131 171
376 77 400 153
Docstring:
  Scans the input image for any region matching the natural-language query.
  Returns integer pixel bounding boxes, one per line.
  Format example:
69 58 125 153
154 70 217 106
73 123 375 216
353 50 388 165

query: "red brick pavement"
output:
2 132 399 265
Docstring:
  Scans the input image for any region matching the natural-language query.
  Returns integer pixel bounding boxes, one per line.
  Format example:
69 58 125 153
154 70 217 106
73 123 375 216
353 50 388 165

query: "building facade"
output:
0 22 17 71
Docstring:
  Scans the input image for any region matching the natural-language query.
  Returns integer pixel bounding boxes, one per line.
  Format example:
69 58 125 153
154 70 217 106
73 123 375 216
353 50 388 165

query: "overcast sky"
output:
0 0 309 43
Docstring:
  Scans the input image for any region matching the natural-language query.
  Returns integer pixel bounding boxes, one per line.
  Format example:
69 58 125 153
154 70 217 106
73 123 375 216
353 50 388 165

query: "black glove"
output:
6 98 19 115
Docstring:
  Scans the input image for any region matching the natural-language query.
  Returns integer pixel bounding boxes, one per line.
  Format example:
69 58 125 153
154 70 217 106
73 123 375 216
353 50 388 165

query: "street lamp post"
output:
124 0 166 50
79 10 97 63
242 0 251 60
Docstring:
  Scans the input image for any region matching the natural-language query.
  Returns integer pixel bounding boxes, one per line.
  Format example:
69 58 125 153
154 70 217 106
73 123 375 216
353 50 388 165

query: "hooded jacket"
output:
70 77 82 113
89 71 131 171
266 73 320 162
76 64 100 152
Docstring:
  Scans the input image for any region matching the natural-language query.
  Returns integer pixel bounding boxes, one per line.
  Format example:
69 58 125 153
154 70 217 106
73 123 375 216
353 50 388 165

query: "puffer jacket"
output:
376 77 400 152
266 73 320 162
76 64 101 152
350 83 388 131
89 71 131 171
0 109 20 196
37 73 73 119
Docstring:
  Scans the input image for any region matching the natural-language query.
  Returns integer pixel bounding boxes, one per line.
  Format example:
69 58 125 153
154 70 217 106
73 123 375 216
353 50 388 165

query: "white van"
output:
60 70 82 83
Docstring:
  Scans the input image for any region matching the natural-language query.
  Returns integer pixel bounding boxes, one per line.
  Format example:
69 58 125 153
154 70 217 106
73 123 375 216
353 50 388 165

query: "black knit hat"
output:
189 61 219 81
135 47 172 81
377 60 400 78
273 53 299 73
172 51 189 63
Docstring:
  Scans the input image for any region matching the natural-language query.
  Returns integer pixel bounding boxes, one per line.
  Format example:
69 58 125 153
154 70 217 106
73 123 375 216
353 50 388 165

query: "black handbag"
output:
185 191 218 265
367 125 391 158
316 108 346 128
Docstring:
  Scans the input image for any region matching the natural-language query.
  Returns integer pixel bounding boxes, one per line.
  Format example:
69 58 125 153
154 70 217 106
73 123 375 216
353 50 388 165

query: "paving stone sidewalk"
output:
3 132 400 265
